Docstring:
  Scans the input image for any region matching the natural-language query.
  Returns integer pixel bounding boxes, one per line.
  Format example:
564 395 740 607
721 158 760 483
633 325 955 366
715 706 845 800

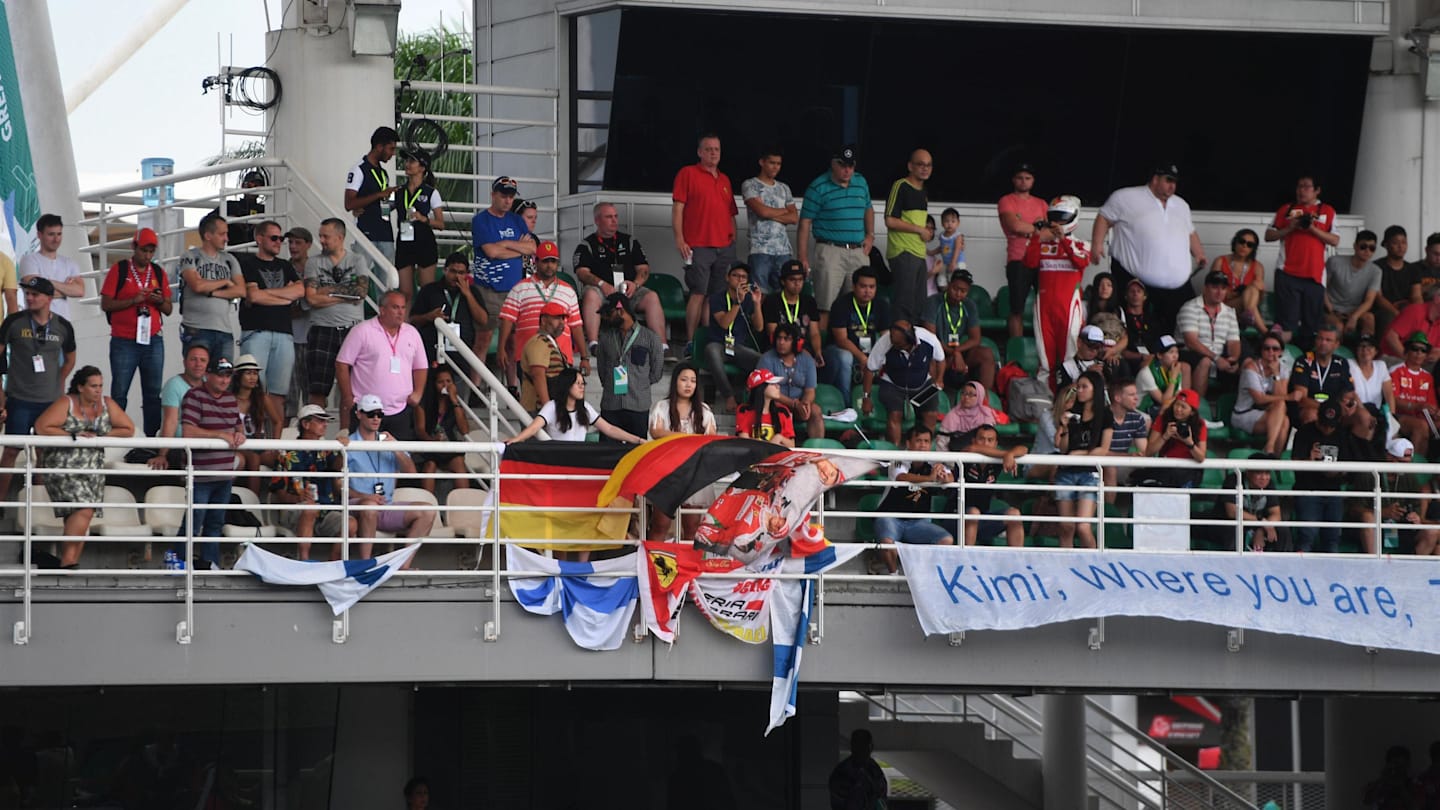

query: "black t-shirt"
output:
828 292 889 349
239 255 299 332
572 231 648 283
878 461 949 515
961 459 1002 513
412 280 486 361
708 290 762 350
1288 353 1354 402
1292 423 1345 491
348 155 392 243
1379 260 1419 307
1123 306 1154 356
762 293 820 336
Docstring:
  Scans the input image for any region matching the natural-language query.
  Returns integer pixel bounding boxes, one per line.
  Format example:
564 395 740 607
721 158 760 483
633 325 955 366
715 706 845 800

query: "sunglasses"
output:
263 234 283 242
1356 243 1377 251
361 409 385 419
1236 240 1257 248
1262 345 1283 352
210 369 234 376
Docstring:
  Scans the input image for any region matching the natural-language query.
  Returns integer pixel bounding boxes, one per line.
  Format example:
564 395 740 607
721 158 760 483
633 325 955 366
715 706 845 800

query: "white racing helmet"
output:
1047 195 1081 233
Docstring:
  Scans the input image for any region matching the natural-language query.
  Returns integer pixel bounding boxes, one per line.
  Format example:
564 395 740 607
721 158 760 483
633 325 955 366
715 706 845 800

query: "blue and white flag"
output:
234 543 420 615
766 543 866 735
507 544 639 651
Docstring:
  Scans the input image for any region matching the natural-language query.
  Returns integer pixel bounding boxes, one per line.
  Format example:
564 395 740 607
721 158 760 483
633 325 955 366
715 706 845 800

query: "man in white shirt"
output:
17 214 84 319
1176 271 1242 400
1091 163 1207 335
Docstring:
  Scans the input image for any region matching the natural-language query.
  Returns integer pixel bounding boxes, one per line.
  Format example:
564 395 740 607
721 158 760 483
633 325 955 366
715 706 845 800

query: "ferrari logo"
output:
650 551 677 589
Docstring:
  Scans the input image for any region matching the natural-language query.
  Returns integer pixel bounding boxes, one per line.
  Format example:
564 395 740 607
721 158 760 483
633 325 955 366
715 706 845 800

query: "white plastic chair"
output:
222 486 276 539
93 486 142 536
445 488 489 538
18 486 63 536
143 485 187 536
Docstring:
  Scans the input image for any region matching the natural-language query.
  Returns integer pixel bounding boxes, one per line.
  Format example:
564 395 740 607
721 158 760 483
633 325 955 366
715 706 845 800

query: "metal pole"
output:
1290 699 1302 810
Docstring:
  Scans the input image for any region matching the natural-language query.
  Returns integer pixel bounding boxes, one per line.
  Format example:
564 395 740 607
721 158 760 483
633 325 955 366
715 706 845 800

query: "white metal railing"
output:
395 78 560 247
77 156 398 311
3 442 1439 648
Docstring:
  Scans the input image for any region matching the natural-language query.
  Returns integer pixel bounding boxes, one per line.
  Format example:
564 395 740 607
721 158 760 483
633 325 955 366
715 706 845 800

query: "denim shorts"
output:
1055 468 1100 502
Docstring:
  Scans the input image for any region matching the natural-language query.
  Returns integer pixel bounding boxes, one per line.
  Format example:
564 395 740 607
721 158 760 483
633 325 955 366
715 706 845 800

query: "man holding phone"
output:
703 262 765 412
861 319 945 445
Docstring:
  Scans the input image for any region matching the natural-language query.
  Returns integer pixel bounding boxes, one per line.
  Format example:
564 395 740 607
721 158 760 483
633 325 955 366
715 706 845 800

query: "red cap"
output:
134 227 159 248
540 301 567 318
746 369 784 390
1177 389 1200 409
537 240 560 261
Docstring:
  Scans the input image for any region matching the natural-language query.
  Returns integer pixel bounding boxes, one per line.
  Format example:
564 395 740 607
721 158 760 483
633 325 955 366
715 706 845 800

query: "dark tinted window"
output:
600 9 1371 212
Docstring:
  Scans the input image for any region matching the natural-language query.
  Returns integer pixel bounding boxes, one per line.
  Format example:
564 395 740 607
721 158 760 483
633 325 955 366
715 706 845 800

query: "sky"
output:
49 0 471 192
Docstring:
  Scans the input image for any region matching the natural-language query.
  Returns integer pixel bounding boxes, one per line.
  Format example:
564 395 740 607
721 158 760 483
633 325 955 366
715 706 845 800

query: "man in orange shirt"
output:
996 163 1048 338
672 133 739 356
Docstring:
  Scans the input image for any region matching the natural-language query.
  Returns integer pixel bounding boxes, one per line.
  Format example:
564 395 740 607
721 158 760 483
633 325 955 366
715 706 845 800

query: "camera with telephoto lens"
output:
1175 422 1191 440
1295 212 1314 229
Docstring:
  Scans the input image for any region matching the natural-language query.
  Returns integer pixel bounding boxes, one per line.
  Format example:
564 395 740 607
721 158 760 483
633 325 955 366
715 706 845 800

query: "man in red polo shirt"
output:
1265 175 1339 349
672 132 739 356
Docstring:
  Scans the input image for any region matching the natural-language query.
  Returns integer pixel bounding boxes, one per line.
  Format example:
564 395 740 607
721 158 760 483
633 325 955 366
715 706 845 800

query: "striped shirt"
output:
498 278 582 362
800 172 871 244
181 386 240 473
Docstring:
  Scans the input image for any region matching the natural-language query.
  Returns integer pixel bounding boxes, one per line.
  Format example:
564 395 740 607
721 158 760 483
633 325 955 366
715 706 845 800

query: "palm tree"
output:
395 25 476 208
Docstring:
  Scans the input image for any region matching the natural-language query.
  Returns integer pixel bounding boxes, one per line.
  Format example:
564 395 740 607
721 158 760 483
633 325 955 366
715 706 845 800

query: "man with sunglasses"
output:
1391 333 1440 459
239 221 305 423
1324 230 1382 340
1266 175 1340 349
342 393 436 560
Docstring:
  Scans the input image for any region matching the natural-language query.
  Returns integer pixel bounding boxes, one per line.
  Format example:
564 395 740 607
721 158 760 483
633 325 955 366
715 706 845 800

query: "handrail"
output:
435 319 533 431
77 157 288 201
1086 697 1259 809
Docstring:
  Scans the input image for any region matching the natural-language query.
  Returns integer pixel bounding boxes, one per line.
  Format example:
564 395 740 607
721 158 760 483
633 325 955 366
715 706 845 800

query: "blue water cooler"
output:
141 157 175 207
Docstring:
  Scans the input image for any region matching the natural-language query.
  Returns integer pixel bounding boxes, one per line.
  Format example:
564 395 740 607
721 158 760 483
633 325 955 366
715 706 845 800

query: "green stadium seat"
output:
647 273 688 325
1335 345 1355 360
1006 336 1040 375
980 335 1003 364
992 287 1036 329
1199 399 1230 442
966 285 994 324
856 493 885 541
986 390 1022 438
860 439 899 452
558 271 579 292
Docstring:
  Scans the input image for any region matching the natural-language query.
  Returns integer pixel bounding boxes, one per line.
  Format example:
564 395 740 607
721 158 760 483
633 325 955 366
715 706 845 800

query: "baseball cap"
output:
297 404 334 422
1013 162 1035 176
1406 331 1432 350
1126 277 1146 292
779 259 805 279
540 301 568 318
1388 437 1416 457
1080 324 1111 346
1318 400 1343 428
1177 389 1200 409
207 357 234 374
1152 161 1180 179
284 226 313 243
491 176 518 195
536 240 560 261
232 354 262 372
134 227 159 248
1357 332 1378 347
1153 334 1179 353
746 369 784 390
357 394 385 413
1204 270 1231 287
19 277 54 296
833 144 858 166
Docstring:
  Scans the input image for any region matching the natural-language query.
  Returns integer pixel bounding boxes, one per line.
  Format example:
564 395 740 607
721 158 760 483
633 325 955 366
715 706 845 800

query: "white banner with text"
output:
895 545 1440 654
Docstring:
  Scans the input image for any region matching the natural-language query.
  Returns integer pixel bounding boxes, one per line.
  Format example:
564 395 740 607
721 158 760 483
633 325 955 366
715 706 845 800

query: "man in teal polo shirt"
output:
885 148 933 324
798 145 874 333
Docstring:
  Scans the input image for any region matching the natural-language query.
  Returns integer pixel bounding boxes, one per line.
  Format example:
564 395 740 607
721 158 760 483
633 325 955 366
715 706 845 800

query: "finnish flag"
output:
766 543 865 735
234 543 420 615
507 544 639 651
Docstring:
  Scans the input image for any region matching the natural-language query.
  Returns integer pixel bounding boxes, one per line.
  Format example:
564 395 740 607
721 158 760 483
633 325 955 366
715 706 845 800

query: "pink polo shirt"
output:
335 318 429 414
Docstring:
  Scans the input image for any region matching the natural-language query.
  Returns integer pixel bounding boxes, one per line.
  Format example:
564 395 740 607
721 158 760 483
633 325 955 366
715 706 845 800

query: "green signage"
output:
0 0 39 257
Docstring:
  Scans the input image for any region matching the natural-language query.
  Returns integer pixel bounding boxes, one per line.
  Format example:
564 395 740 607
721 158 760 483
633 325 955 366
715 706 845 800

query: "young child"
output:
939 207 967 274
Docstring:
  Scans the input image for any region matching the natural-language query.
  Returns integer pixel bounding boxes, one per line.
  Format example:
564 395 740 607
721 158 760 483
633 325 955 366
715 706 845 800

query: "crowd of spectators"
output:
7 126 1440 570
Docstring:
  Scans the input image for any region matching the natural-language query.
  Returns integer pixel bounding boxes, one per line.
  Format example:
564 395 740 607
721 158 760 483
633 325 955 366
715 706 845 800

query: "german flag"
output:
596 435 780 516
499 441 633 550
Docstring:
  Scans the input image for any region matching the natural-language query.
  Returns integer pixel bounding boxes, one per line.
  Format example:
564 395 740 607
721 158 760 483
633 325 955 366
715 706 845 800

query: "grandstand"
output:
2 1 1439 808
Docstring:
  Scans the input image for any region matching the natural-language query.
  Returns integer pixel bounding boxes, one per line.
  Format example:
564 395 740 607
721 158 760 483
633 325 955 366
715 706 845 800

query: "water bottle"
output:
307 482 319 502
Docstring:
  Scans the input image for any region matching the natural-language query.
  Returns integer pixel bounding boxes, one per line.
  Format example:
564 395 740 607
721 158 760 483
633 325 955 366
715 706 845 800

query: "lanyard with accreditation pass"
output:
854 299 873 352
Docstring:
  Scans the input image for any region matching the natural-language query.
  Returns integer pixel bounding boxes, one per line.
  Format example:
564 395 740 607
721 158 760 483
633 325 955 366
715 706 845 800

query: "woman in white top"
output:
1232 334 1291 454
508 368 644 444
648 363 718 541
649 363 718 438
1348 333 1395 411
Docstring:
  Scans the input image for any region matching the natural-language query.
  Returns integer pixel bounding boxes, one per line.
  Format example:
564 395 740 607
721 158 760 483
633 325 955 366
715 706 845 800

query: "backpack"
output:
1006 375 1053 424
994 361 1028 401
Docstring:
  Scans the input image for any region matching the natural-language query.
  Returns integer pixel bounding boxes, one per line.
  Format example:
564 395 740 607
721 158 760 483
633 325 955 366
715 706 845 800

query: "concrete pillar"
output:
266 2 393 221
1352 0 1428 244
1042 694 1087 810
330 685 413 809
